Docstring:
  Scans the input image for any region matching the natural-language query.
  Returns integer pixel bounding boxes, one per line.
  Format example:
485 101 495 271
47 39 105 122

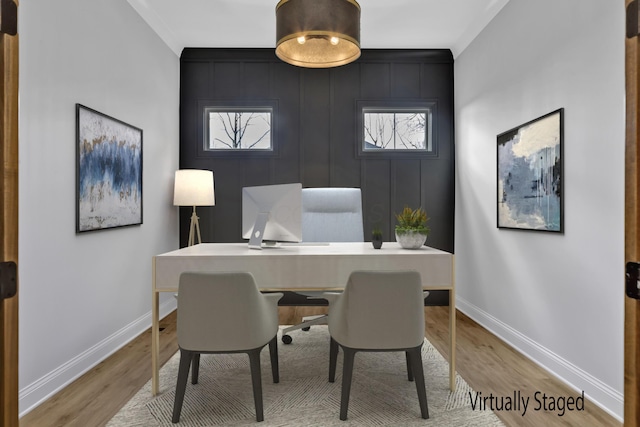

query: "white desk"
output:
152 242 455 394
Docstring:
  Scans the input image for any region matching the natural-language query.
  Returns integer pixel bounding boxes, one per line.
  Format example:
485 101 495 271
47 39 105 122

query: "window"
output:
204 107 273 151
356 100 437 158
363 109 431 151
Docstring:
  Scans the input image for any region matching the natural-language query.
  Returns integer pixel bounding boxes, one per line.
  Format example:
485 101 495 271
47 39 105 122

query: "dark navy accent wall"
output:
180 48 454 258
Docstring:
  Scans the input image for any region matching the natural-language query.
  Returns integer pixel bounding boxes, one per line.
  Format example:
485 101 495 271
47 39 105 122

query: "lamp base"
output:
188 207 202 246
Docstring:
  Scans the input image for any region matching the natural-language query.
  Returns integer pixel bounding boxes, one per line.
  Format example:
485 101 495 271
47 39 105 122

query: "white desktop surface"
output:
154 242 453 292
151 242 455 395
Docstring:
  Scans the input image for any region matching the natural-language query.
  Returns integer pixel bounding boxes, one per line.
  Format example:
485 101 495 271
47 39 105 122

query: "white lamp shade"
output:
173 170 215 206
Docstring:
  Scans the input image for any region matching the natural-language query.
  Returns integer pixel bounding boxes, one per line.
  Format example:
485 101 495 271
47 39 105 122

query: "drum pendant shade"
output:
276 0 361 68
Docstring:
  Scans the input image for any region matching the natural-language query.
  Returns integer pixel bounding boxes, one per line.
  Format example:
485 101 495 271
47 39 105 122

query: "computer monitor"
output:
242 183 302 249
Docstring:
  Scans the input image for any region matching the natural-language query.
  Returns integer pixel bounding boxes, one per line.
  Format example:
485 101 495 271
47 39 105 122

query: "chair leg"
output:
248 348 265 422
407 346 429 419
339 347 357 421
329 337 339 382
406 351 414 382
191 353 200 384
172 349 193 423
268 336 279 383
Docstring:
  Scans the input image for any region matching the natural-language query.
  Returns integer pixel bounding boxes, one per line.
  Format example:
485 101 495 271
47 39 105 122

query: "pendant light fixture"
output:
275 0 361 68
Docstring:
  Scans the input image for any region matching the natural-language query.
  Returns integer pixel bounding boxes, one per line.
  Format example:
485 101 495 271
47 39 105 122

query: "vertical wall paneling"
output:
393 159 422 214
301 69 332 186
360 62 391 98
180 49 454 260
180 61 210 163
362 159 392 236
243 62 271 98
330 65 361 186
213 62 241 98
392 63 421 97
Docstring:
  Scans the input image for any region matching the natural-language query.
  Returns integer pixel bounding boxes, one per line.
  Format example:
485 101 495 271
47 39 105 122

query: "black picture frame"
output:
76 104 143 233
497 108 564 233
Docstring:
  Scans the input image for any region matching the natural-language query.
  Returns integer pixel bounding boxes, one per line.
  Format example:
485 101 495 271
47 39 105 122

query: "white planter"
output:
395 230 428 249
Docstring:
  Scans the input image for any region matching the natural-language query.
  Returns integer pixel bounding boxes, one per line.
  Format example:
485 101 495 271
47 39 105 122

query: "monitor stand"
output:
248 212 269 250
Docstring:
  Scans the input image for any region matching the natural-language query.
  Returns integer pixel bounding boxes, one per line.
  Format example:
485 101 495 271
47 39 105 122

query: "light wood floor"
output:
19 306 620 427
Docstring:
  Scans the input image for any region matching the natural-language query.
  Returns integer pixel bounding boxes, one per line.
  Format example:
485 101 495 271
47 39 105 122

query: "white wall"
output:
18 0 180 415
455 0 624 420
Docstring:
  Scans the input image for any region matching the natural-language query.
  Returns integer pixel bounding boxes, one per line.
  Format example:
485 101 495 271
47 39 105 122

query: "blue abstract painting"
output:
497 109 563 232
76 104 142 232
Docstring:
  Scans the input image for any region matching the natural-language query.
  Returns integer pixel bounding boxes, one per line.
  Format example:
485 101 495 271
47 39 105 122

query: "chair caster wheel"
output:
302 327 311 331
282 334 293 344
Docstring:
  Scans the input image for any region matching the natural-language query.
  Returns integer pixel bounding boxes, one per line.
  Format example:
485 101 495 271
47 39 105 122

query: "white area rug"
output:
108 326 504 426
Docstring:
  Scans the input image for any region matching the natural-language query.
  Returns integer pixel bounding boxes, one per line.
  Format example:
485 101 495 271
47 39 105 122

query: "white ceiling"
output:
126 0 511 58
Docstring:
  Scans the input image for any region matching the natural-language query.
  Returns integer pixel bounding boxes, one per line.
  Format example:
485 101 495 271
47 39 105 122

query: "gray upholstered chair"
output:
172 272 283 423
281 187 364 344
300 187 364 243
324 270 430 421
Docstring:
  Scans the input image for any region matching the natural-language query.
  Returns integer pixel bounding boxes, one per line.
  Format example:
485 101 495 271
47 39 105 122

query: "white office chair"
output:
324 270 430 421
281 187 364 344
172 272 283 423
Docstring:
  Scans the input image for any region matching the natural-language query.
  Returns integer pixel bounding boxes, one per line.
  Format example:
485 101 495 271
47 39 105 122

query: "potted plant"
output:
394 206 430 249
371 226 383 249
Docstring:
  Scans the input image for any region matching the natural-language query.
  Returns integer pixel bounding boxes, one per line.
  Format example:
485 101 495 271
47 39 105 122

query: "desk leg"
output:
152 261 160 396
449 287 456 391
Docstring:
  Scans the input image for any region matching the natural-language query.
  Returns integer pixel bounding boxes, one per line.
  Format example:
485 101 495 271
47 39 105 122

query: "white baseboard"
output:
18 298 177 418
456 296 623 422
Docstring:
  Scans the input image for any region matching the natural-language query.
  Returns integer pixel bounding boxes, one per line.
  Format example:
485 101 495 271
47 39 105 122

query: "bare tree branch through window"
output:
362 109 431 151
205 108 272 151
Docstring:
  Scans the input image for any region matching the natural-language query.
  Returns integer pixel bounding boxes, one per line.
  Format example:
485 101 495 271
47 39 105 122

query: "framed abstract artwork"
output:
497 108 563 233
76 104 143 232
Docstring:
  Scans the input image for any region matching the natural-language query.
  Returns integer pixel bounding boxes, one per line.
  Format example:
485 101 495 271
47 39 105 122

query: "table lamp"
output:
173 169 215 246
